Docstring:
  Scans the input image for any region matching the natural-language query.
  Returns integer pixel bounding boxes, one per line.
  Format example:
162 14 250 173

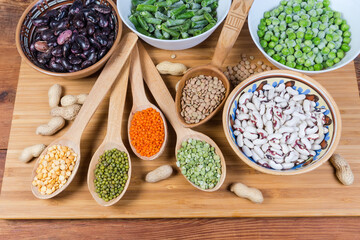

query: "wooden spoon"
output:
127 44 168 160
31 33 138 199
87 61 132 207
175 0 254 128
138 42 226 192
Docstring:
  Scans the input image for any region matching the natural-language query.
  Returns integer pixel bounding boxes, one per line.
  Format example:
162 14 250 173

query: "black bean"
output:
84 47 95 57
69 0 83 15
36 25 49 33
76 53 87 60
96 34 108 46
45 9 59 19
71 42 82 54
85 0 96 6
106 39 114 49
94 4 111 14
37 54 48 64
109 16 115 30
50 20 60 29
73 64 81 71
102 27 111 36
81 60 93 69
98 48 107 59
51 46 63 57
34 41 49 52
55 8 68 21
34 32 42 42
76 35 90 51
88 51 97 63
109 32 115 40
86 12 99 23
41 29 54 41
50 59 65 72
32 17 49 27
69 56 82 65
74 12 85 28
54 27 66 36
47 38 58 47
61 58 73 70
86 23 95 35
89 37 101 50
57 18 69 29
99 14 108 28
55 57 62 64
62 42 71 58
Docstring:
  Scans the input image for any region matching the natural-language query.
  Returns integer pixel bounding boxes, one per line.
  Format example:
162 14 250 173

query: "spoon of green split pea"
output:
138 42 226 192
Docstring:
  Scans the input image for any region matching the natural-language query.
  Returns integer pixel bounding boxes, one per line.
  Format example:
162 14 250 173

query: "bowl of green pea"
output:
248 0 360 74
117 0 231 50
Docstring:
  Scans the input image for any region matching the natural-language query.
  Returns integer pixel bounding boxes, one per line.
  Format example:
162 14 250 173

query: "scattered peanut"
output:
48 84 62 108
230 183 264 204
171 54 176 59
145 165 173 183
19 144 46 163
60 94 88 106
51 104 81 120
156 61 188 76
224 54 272 87
330 154 354 186
36 117 66 136
32 145 77 195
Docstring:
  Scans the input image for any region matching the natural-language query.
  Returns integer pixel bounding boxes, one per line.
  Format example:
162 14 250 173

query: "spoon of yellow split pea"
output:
30 33 138 199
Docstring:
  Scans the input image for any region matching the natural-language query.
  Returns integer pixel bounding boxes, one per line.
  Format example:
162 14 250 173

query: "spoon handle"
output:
211 0 254 68
130 44 149 108
138 42 190 136
66 33 138 140
105 60 131 142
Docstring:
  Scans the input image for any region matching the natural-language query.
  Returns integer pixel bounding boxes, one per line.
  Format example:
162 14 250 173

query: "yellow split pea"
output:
32 145 77 195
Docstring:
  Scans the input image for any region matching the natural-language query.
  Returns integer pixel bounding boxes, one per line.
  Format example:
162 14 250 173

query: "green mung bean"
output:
94 149 129 202
176 139 221 190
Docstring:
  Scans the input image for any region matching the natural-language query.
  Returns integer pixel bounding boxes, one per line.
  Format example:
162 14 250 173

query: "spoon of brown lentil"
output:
30 33 138 199
139 42 226 192
127 44 168 161
174 0 254 128
87 61 132 207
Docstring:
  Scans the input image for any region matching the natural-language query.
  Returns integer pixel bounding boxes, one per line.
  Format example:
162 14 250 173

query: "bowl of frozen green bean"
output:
248 0 360 74
117 0 231 50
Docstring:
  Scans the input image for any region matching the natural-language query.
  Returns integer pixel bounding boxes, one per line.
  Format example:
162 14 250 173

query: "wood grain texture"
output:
1 24 360 219
1 217 360 239
0 0 360 236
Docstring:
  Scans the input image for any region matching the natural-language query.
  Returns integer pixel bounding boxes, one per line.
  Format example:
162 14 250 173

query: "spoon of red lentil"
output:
127 44 168 161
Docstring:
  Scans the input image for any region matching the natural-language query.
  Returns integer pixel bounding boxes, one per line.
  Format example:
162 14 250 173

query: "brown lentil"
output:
223 54 273 87
180 75 226 124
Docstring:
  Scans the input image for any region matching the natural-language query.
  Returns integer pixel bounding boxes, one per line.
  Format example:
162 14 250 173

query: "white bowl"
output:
248 0 360 74
117 0 231 50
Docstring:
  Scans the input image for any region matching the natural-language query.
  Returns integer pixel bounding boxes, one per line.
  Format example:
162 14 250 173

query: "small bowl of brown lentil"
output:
175 65 230 128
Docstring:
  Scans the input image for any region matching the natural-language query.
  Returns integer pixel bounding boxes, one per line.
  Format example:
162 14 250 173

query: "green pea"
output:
260 40 268 48
341 23 350 32
343 31 351 38
321 47 330 55
341 44 350 52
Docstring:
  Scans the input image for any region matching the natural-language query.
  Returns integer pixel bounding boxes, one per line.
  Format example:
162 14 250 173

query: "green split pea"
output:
94 148 129 202
176 139 221 190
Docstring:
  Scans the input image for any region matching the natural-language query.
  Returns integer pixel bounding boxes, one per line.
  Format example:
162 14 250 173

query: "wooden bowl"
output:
15 0 122 79
175 65 231 128
222 70 342 175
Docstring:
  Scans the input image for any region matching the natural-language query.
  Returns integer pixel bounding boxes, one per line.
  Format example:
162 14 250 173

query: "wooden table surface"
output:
1 0 360 238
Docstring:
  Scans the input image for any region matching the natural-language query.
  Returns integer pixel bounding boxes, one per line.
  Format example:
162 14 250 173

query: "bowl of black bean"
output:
118 0 231 50
16 0 122 79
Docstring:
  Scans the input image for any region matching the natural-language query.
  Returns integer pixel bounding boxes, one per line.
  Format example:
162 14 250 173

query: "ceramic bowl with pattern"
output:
16 0 122 79
222 70 342 175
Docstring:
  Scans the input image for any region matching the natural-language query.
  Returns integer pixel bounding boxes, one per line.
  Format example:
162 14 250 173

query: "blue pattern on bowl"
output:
229 78 333 171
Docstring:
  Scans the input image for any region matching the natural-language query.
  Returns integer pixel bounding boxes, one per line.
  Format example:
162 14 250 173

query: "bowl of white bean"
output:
222 70 341 175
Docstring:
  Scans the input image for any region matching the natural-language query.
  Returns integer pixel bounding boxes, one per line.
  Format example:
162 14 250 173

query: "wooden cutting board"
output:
1 25 360 219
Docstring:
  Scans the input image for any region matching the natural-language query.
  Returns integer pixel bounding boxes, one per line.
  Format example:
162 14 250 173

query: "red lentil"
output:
129 108 165 157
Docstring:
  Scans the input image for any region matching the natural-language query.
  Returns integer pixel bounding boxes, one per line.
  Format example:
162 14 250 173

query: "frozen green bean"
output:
129 0 218 39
